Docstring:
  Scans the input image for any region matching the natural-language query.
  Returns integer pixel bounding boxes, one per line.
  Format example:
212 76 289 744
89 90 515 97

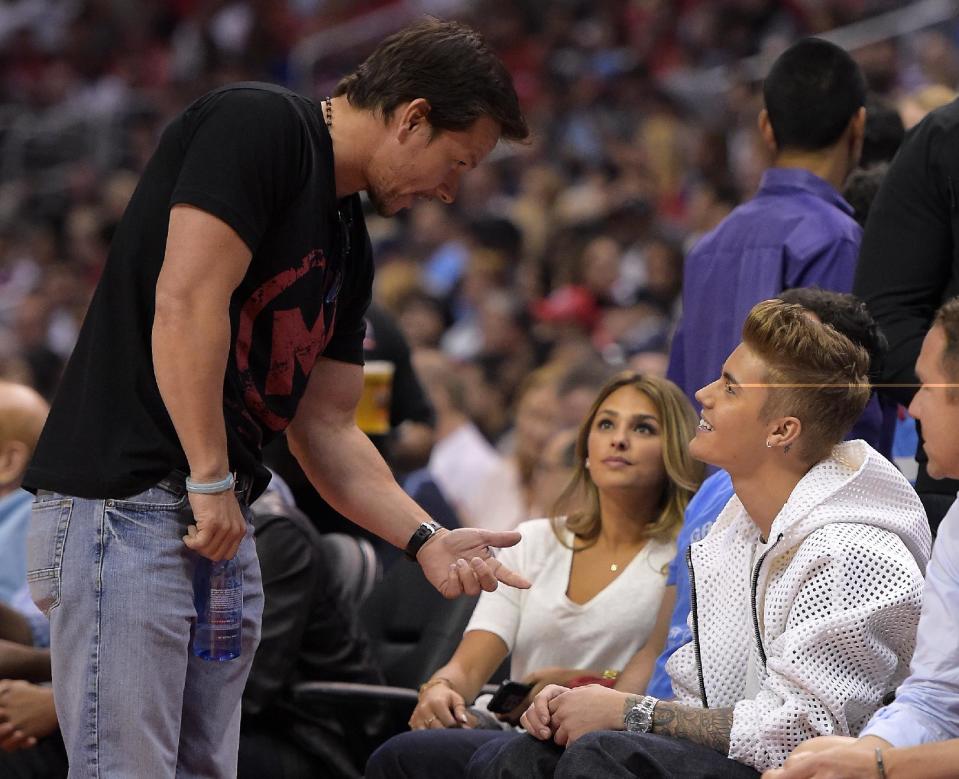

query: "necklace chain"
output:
323 96 333 129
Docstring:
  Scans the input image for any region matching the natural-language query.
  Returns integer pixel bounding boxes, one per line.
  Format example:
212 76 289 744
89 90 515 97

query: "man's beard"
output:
366 185 397 218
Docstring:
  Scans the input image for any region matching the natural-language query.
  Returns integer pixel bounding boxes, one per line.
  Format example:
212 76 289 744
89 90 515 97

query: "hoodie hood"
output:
767 440 931 570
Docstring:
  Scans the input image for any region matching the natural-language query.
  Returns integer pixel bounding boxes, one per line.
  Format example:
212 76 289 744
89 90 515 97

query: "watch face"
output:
625 706 649 732
625 701 654 733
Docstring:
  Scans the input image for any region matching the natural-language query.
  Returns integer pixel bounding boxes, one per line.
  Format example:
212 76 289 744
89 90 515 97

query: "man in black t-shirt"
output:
853 96 959 535
22 19 529 778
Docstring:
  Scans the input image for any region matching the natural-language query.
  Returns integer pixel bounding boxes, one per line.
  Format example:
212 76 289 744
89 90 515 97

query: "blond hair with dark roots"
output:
743 299 871 464
550 371 704 549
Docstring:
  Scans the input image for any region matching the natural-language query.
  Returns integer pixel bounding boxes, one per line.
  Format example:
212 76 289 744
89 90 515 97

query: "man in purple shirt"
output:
668 37 869 440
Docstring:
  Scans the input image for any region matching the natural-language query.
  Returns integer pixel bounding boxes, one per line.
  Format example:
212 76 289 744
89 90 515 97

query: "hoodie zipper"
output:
751 533 784 668
685 545 709 708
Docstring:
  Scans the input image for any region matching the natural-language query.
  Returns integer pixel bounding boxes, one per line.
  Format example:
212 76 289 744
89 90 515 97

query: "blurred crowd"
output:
2 0 959 458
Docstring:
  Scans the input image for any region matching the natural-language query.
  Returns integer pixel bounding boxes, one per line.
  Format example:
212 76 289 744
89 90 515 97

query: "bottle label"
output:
207 587 242 627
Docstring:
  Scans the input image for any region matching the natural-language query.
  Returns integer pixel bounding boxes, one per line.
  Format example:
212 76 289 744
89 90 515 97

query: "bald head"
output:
0 381 48 493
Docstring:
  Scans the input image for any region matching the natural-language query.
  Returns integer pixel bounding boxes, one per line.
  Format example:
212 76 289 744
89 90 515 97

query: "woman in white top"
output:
366 372 703 779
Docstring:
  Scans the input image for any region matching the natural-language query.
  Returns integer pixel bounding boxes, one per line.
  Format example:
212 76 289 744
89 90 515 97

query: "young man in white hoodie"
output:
466 299 931 779
765 297 959 779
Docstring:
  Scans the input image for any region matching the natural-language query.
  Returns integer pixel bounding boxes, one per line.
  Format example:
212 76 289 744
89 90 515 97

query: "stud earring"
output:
585 457 590 469
765 441 772 448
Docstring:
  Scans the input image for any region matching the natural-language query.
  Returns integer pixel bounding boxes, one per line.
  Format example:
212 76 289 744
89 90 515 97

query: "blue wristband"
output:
185 473 236 494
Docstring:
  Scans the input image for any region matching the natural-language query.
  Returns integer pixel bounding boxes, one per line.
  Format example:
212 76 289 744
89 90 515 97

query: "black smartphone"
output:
486 679 534 713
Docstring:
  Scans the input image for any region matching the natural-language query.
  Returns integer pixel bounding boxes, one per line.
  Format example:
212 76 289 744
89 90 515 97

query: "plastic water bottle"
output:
192 557 242 661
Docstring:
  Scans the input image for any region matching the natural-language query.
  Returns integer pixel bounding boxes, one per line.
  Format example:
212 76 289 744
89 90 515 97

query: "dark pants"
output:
0 733 68 779
466 731 761 779
366 729 518 779
239 727 357 779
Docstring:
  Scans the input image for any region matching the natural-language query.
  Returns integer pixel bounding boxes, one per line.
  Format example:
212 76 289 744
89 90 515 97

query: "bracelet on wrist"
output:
418 677 452 697
875 748 887 779
185 472 236 494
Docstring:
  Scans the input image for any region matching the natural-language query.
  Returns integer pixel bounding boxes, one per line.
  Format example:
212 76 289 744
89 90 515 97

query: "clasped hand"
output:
0 680 58 752
520 684 629 746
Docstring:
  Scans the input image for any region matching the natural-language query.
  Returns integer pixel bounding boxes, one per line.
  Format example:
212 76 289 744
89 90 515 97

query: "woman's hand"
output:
409 681 473 730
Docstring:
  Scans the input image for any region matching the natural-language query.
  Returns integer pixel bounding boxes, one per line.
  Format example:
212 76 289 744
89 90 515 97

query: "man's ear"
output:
758 109 778 155
0 439 29 489
765 416 801 452
396 98 432 141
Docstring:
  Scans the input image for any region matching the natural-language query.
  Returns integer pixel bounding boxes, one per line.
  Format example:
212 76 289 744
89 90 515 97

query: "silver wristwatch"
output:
624 695 659 733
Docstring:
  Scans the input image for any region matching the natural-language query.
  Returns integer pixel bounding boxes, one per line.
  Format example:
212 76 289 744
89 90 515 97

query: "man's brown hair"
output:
742 299 871 463
934 297 959 393
334 18 528 141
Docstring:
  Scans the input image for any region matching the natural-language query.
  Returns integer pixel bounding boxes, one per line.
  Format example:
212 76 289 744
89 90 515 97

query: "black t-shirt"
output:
25 83 373 499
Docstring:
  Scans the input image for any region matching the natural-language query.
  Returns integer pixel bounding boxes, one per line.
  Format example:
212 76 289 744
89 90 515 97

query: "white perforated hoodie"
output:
665 441 932 772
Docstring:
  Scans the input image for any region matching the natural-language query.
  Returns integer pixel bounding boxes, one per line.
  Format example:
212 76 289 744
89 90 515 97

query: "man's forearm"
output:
0 602 32 645
289 420 432 549
623 697 733 754
0 640 52 682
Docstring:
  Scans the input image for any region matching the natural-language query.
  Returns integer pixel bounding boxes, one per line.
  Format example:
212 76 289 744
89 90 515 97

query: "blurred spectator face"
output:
456 162 501 214
366 114 501 216
462 249 508 308
514 382 560 468
646 239 680 298
409 201 457 250
478 291 526 354
459 360 509 441
397 295 446 349
530 427 578 516
627 350 669 377
686 181 735 235
917 31 959 90
15 295 51 348
580 236 621 297
560 385 600 429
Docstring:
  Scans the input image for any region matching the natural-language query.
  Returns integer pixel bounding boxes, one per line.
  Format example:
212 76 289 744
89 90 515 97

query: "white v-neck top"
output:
465 517 675 681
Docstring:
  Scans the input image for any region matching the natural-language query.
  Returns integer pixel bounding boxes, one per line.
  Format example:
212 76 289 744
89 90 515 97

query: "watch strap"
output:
404 520 442 560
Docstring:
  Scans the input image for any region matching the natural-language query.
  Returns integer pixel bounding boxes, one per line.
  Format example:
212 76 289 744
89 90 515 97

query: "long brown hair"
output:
550 372 703 548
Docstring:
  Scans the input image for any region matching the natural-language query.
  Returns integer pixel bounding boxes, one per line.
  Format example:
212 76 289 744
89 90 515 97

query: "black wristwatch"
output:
404 520 443 560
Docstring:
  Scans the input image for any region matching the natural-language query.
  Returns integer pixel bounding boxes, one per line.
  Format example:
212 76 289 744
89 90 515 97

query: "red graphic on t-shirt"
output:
235 249 337 432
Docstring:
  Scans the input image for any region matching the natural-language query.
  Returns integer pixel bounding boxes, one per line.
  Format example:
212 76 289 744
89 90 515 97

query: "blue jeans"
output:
27 482 263 778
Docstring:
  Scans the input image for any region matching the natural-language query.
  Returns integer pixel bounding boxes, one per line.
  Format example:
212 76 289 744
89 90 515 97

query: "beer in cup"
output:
355 360 395 435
